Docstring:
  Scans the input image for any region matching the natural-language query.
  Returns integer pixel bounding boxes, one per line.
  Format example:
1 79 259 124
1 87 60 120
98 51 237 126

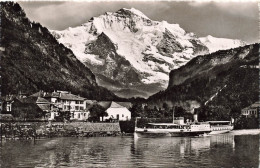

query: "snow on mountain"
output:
199 35 246 53
51 8 245 98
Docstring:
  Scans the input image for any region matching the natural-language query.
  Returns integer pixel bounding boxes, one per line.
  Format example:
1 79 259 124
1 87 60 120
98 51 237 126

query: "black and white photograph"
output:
0 0 259 167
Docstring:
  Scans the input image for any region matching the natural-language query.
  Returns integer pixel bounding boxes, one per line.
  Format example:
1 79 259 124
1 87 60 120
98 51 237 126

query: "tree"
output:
162 103 169 118
174 106 185 117
229 106 241 120
55 111 71 122
89 104 107 122
129 103 144 118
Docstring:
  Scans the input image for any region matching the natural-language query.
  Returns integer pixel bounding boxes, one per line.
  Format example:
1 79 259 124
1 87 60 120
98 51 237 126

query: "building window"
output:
64 105 70 110
78 113 80 118
122 114 124 117
80 106 84 110
75 106 79 110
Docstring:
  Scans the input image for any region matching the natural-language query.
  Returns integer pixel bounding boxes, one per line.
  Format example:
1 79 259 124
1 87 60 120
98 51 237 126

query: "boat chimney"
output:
231 117 234 124
193 113 198 122
172 108 175 123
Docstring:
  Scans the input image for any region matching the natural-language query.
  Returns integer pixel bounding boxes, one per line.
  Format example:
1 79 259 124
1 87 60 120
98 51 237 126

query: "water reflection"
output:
133 135 234 155
0 134 259 167
131 134 258 167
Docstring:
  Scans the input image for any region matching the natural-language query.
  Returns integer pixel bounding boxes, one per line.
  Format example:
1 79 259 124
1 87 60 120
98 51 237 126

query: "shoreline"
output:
0 122 126 141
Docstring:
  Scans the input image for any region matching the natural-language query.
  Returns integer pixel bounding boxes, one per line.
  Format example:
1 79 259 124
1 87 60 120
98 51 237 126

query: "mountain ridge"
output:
1 2 119 101
147 43 259 116
52 7 245 98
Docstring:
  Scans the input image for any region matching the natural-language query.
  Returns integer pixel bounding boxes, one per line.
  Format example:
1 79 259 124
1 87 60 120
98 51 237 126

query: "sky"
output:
19 1 258 44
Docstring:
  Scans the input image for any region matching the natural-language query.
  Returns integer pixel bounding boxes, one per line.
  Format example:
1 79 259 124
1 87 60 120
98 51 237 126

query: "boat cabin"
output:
145 123 190 129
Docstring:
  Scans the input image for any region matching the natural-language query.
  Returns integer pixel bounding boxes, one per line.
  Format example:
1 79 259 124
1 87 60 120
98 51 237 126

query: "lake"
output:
0 130 259 167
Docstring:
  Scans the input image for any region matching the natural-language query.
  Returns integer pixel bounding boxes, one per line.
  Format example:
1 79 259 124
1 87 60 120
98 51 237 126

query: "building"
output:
241 102 259 118
1 95 16 112
98 101 131 121
12 96 52 120
31 90 89 121
1 92 29 113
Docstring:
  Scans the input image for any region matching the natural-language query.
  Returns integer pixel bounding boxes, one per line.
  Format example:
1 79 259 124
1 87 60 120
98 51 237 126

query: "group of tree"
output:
130 102 193 120
88 104 107 122
196 105 244 121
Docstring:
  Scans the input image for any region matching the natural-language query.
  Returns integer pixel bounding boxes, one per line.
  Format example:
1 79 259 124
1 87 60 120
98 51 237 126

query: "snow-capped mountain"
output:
199 35 246 53
51 8 245 98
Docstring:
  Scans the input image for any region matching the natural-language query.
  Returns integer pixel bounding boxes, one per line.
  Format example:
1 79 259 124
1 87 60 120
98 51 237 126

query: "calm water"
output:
0 131 259 168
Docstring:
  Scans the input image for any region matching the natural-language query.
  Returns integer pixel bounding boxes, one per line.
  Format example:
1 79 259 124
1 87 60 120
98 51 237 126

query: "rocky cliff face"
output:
52 8 244 98
168 44 256 87
148 44 259 113
1 2 117 100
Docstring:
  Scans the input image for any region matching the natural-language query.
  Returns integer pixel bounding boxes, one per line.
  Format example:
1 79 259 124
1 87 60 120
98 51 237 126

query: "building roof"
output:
30 91 44 97
98 101 112 109
110 102 124 108
31 91 86 101
19 97 50 104
85 100 97 105
59 92 85 101
37 104 51 111
115 102 132 109
250 101 260 108
97 101 131 110
2 95 16 102
242 101 260 110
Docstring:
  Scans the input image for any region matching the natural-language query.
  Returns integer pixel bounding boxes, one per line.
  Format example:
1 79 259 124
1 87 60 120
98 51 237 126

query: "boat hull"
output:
209 130 232 135
135 130 211 138
209 125 234 135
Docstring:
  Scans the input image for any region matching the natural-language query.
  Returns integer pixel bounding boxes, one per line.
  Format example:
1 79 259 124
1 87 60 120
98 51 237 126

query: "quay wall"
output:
0 122 122 139
52 122 121 132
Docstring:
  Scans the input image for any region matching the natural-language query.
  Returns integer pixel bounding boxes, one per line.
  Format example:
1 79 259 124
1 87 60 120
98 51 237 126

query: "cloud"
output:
19 1 258 43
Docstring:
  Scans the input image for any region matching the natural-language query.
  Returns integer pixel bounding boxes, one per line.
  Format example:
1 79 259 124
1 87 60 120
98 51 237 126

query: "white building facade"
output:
32 91 89 121
241 102 259 118
101 102 131 121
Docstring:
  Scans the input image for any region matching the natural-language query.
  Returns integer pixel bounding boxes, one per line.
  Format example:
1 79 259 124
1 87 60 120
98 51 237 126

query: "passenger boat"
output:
135 116 211 138
135 123 211 137
206 121 234 135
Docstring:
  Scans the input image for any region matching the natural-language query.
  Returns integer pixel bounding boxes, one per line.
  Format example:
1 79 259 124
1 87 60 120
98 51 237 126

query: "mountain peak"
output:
52 8 246 98
116 8 150 20
199 35 246 53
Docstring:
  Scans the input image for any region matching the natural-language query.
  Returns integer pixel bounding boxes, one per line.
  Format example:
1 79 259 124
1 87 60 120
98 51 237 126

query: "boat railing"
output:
186 122 210 125
211 125 233 127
